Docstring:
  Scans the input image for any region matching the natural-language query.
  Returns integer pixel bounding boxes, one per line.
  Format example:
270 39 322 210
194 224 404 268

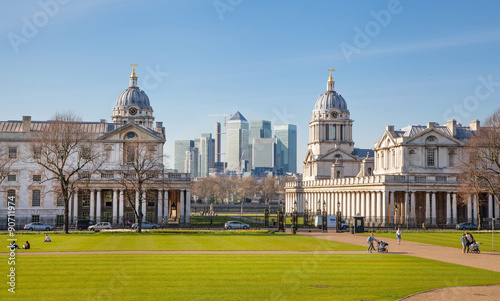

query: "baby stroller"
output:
469 242 481 254
377 241 389 253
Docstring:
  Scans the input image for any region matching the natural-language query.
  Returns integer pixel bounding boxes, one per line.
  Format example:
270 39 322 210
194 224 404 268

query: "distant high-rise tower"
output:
252 138 277 169
215 122 222 163
274 124 297 173
198 133 215 177
226 111 249 172
249 120 272 141
174 140 194 173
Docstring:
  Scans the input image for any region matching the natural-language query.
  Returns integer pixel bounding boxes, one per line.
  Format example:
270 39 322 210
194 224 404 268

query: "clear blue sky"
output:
2 0 500 170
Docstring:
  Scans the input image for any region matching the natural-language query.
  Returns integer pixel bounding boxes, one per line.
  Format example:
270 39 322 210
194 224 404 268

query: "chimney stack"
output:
22 116 31 132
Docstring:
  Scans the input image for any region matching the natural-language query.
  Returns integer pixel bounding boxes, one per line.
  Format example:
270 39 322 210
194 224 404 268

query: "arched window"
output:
336 170 341 178
425 136 437 144
367 168 372 176
448 149 457 167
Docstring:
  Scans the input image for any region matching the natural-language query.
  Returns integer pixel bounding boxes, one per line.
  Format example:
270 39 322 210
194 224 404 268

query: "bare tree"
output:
0 147 14 184
460 108 500 227
30 112 104 234
119 141 164 233
260 176 283 205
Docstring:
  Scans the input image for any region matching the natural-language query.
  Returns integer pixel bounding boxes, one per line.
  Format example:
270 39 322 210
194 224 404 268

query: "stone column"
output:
389 191 395 224
141 192 147 220
425 192 430 225
135 191 139 222
467 195 472 222
405 191 409 224
452 193 457 224
164 190 169 221
446 192 451 225
73 189 79 220
119 190 124 224
488 194 493 220
186 189 191 225
89 190 95 221
382 191 389 225
473 194 478 224
431 192 436 225
371 192 376 224
157 190 163 225
410 191 416 222
180 190 185 225
112 189 118 225
360 192 365 217
96 189 101 223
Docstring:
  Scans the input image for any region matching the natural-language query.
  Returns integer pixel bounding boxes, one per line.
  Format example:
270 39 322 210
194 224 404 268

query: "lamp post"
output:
292 201 298 234
278 199 285 232
264 200 269 227
322 201 327 233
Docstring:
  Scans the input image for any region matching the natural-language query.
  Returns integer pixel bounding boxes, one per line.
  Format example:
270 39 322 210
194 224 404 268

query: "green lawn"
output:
1 232 365 252
3 254 499 300
368 231 500 251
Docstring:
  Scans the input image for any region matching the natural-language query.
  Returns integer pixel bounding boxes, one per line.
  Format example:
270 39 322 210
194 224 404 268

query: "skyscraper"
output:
174 140 194 173
252 138 277 169
274 124 297 173
198 133 215 177
226 111 249 172
249 120 272 141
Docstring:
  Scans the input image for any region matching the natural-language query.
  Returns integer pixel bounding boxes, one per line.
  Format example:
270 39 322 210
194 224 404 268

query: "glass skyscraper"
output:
274 124 297 173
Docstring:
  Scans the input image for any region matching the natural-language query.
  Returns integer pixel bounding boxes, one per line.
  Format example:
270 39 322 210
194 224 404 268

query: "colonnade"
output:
68 188 191 225
286 189 499 226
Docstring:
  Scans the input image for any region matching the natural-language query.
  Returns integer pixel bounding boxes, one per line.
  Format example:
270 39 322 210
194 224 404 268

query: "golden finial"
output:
130 63 138 77
328 68 335 81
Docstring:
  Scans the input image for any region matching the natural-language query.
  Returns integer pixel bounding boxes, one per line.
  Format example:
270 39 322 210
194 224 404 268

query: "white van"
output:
314 215 349 229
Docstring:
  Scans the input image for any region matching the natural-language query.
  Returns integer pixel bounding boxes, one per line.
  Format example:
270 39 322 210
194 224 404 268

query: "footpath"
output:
298 230 500 300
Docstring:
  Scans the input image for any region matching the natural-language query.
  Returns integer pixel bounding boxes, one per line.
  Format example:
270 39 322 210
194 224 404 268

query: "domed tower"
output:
303 69 358 180
112 66 155 128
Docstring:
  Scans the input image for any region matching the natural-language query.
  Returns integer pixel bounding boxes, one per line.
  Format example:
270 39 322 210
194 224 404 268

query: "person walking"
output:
396 228 402 245
367 232 376 253
460 234 467 253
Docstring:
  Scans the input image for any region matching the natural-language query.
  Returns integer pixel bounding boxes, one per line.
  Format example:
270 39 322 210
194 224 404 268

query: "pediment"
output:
318 147 358 161
98 123 164 142
374 131 397 149
404 128 464 146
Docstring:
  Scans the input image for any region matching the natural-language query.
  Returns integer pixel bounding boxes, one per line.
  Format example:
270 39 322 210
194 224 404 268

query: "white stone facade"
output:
0 69 191 228
286 73 499 227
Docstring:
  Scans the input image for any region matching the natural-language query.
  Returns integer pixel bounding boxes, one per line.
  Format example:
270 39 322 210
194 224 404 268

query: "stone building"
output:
0 67 191 228
285 72 499 227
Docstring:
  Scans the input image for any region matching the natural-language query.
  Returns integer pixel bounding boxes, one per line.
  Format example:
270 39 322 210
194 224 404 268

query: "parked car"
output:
224 221 250 230
131 221 160 229
456 222 478 230
75 220 95 230
24 222 53 231
88 222 112 231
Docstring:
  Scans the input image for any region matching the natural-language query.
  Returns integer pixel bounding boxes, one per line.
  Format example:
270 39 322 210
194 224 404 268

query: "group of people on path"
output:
460 232 476 253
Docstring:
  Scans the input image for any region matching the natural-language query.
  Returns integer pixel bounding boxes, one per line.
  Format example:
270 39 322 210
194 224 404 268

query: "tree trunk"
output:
63 198 69 234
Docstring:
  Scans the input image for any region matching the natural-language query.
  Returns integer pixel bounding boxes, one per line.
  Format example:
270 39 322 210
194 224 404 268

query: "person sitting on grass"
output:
23 241 30 249
10 241 20 249
44 234 51 242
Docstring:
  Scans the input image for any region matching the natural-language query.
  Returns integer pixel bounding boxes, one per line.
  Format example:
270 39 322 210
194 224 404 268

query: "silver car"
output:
88 222 112 231
24 222 54 231
132 221 160 229
224 221 250 230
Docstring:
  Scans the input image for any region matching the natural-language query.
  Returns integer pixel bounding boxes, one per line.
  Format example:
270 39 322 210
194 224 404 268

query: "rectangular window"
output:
33 147 42 159
325 125 329 141
101 173 114 179
146 211 155 223
33 174 42 182
56 215 64 227
31 215 40 223
7 174 16 182
332 125 337 140
57 193 64 207
81 191 90 207
126 145 136 163
82 212 89 220
9 147 17 159
426 148 435 167
81 147 91 160
103 212 112 222
125 212 134 220
103 191 113 207
32 190 41 206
